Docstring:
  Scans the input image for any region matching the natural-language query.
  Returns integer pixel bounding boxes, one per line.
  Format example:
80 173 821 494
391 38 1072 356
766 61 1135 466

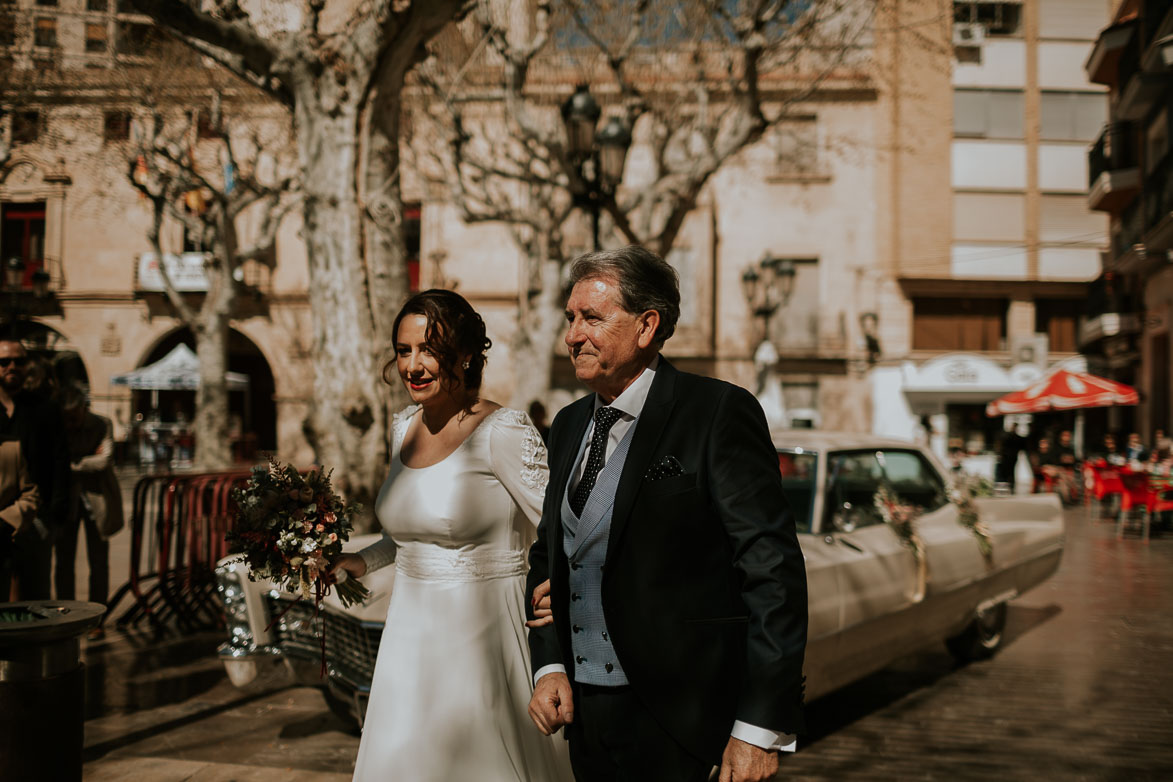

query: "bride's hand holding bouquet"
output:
229 458 369 608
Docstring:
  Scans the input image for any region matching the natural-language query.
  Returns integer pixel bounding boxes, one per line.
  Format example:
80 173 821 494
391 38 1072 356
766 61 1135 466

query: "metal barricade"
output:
108 470 251 631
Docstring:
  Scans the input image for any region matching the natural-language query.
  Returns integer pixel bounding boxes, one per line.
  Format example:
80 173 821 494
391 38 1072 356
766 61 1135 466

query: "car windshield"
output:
778 450 817 534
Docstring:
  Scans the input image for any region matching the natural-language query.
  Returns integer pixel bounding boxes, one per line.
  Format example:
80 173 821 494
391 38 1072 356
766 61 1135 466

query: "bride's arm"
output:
486 409 549 528
329 533 397 582
357 533 397 574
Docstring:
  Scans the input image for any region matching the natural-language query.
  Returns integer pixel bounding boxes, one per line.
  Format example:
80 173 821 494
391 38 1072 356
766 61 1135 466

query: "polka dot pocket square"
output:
645 455 685 481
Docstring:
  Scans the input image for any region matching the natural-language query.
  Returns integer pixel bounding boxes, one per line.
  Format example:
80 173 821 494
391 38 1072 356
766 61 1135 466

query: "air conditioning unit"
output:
953 22 986 48
1010 334 1049 368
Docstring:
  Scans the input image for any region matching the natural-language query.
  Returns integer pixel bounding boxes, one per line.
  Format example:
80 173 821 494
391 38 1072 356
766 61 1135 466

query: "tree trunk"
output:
296 102 389 524
193 213 235 471
194 313 233 470
359 70 411 436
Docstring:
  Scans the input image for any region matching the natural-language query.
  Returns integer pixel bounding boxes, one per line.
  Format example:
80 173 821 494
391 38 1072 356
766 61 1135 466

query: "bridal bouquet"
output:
228 458 369 608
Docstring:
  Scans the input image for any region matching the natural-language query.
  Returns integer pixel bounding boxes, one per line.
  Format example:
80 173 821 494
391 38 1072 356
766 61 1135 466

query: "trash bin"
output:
0 601 105 782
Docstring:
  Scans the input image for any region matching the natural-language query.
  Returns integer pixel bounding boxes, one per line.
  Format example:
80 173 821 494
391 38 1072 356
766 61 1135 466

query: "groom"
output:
526 246 808 781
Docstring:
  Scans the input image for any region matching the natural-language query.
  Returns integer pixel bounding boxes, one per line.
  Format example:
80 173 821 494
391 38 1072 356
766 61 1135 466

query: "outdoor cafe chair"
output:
1116 471 1153 544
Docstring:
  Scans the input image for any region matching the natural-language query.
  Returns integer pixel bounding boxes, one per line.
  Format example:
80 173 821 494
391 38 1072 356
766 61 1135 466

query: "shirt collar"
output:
593 355 659 420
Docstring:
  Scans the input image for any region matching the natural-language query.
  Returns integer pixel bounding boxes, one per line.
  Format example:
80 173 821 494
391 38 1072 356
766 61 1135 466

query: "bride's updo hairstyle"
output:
385 289 493 393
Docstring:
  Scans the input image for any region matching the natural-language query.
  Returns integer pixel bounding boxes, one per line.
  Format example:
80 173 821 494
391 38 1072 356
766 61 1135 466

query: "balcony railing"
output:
1143 0 1173 52
1089 123 1137 187
1141 151 1173 249
1114 197 1145 261
1088 122 1141 212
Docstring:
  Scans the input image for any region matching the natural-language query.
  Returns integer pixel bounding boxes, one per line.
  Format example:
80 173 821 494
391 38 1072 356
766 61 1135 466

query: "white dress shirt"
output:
535 356 797 753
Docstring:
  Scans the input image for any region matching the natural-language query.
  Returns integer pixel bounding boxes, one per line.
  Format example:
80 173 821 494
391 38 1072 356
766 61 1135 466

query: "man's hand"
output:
526 578 553 628
719 737 779 782
528 671 574 735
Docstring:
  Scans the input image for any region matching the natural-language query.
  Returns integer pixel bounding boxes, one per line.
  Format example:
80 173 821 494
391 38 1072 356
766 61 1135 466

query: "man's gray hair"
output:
567 245 681 347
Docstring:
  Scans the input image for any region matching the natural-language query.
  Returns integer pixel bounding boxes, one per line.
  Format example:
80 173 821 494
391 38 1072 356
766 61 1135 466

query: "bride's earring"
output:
462 360 471 370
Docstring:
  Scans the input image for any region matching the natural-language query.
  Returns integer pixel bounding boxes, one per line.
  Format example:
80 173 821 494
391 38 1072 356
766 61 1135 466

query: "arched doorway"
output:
135 328 277 453
4 320 89 392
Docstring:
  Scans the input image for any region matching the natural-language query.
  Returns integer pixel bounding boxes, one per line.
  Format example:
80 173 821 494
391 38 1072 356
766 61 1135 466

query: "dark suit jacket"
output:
527 358 808 763
0 391 69 531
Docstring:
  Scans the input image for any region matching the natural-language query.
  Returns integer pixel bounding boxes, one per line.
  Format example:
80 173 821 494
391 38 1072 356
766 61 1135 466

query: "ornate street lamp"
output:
743 253 797 342
561 85 632 250
561 85 601 159
4 256 24 290
3 259 55 338
595 116 632 187
742 252 799 431
31 268 51 298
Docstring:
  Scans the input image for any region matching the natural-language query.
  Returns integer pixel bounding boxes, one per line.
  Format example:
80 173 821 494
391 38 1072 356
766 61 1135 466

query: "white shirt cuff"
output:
534 663 567 688
731 720 797 753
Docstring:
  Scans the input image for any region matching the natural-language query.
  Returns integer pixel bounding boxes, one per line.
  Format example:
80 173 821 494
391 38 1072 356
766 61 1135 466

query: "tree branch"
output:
127 0 292 104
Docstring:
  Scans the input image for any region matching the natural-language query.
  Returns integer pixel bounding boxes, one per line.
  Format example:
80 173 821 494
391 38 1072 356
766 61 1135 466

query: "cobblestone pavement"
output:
79 507 1173 781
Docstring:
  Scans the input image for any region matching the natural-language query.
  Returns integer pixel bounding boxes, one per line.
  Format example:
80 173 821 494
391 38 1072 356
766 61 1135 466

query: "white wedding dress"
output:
351 405 573 782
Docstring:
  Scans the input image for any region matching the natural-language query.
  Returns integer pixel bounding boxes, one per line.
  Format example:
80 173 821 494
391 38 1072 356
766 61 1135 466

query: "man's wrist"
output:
731 720 797 753
533 663 566 687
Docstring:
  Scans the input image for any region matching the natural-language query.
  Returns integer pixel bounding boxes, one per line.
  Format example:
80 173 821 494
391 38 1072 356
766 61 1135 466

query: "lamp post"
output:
741 253 797 430
3 257 54 338
741 253 796 344
561 85 632 250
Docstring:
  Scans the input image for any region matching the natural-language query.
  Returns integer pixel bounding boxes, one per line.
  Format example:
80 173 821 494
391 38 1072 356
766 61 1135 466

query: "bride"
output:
331 289 572 781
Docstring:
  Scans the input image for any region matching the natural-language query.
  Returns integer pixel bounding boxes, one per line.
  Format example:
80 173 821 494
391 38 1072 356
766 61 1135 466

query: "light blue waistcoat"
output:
561 415 638 686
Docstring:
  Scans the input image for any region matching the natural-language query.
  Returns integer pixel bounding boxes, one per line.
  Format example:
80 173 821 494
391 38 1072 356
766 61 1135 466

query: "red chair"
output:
1084 462 1124 521
1148 477 1173 530
1116 472 1153 543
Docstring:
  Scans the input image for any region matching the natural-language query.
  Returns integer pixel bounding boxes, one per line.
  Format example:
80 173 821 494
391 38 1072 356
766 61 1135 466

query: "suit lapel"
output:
606 358 677 561
551 394 594 511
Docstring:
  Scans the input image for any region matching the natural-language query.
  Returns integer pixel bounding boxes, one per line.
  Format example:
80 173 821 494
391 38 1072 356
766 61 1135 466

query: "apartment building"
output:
871 0 1112 459
1084 0 1173 443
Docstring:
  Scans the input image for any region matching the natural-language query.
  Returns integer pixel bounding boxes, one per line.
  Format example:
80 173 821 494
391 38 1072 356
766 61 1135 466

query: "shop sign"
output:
904 353 1015 391
136 252 210 292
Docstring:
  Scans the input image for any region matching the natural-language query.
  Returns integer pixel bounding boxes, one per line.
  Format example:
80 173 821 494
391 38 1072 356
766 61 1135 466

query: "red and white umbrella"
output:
985 369 1139 417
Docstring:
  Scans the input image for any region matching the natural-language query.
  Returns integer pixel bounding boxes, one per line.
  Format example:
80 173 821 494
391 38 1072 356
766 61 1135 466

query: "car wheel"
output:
946 601 1007 662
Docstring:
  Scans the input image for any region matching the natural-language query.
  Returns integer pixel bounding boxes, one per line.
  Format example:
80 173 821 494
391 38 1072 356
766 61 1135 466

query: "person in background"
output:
0 437 40 597
1099 433 1124 466
1124 432 1147 464
1154 429 1172 455
0 339 70 600
996 427 1028 491
54 385 122 637
1034 438 1056 471
1054 429 1077 467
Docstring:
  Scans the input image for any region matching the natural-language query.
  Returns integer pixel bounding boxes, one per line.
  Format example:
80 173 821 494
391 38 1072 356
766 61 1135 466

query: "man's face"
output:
564 276 658 396
1059 431 1071 446
0 341 28 393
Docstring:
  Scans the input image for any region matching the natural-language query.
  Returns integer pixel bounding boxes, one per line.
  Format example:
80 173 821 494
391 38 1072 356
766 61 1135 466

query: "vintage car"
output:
216 431 1064 723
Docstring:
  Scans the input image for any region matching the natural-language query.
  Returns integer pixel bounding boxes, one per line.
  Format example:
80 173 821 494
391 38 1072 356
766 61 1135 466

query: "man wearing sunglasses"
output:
0 339 70 600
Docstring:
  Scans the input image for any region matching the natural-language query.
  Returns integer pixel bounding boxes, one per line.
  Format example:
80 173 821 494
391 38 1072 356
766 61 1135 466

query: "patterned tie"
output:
570 406 623 516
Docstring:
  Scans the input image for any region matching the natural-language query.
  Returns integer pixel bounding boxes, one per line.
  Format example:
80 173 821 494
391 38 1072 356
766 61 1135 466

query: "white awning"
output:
111 343 249 391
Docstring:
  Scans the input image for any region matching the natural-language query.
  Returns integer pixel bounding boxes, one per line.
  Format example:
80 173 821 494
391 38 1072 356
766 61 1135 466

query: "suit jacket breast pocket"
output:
641 471 698 498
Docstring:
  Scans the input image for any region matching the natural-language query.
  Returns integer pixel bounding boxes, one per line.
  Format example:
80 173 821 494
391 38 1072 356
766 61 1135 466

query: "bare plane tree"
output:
417 0 875 406
129 97 298 469
128 0 472 506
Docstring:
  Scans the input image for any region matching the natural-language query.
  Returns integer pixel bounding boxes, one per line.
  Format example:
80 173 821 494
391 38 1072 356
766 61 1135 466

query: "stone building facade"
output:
0 0 1116 466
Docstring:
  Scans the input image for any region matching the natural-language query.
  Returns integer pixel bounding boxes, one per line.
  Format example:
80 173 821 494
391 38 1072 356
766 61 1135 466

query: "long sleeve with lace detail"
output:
486 408 549 528
358 532 398 575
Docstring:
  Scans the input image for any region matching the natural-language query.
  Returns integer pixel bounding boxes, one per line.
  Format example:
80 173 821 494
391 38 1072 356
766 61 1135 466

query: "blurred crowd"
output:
0 339 122 639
